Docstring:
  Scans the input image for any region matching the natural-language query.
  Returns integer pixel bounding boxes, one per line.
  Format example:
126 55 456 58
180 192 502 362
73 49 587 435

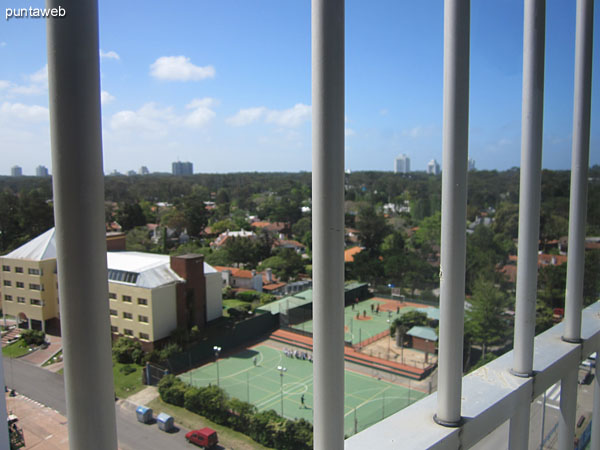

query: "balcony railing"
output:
0 0 593 449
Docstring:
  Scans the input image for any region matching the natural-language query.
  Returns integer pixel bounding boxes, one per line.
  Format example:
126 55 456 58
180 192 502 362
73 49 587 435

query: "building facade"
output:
427 158 440 175
394 153 410 174
36 165 49 177
172 161 193 175
10 166 22 177
0 229 222 347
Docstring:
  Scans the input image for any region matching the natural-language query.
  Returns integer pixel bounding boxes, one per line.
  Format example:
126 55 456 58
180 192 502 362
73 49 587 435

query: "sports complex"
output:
177 289 438 437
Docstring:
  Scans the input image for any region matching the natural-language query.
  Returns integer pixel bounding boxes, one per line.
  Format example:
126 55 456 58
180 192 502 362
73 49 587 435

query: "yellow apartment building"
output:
0 228 222 347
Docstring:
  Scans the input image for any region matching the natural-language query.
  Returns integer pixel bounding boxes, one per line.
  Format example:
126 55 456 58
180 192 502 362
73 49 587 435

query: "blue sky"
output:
1 0 599 175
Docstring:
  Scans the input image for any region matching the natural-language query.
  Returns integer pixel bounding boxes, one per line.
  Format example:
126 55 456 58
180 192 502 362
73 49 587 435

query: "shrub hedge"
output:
158 375 313 449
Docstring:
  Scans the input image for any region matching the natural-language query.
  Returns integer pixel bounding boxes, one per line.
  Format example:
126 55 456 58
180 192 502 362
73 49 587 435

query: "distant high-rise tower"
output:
139 166 150 175
427 159 440 175
468 158 476 171
11 166 22 177
394 154 410 174
172 161 193 175
36 165 49 177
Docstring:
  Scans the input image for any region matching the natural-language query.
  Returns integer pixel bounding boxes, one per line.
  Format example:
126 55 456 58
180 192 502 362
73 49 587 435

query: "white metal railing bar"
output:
311 0 345 449
345 303 600 450
46 0 118 448
560 1 595 448
509 1 546 447
436 0 470 427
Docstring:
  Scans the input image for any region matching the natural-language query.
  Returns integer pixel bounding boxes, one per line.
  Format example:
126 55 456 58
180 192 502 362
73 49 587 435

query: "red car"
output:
185 427 218 449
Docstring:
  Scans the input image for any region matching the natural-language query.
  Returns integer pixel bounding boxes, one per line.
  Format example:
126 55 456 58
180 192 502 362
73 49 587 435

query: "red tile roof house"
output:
273 239 306 254
215 266 264 292
210 230 257 249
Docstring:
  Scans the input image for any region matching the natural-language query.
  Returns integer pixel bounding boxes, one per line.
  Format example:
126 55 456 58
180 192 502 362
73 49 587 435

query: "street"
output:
3 357 193 450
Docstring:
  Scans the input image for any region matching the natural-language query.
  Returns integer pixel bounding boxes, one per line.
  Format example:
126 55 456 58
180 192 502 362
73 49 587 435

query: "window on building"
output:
109 309 117 316
28 268 41 275
16 282 24 288
30 299 42 306
139 332 149 341
4 295 12 301
3 280 11 287
109 292 116 299
124 329 133 336
110 326 118 333
137 298 148 305
17 297 25 303
123 312 133 320
138 315 149 323
122 295 132 303
29 283 41 290
2 265 10 272
107 269 139 285
15 267 23 273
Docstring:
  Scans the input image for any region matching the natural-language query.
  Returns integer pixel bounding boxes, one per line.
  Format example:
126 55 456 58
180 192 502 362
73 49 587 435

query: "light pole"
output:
277 365 287 417
213 346 222 387
386 320 391 360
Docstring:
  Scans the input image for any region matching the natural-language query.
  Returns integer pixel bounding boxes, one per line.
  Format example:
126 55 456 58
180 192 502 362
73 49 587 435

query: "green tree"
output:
465 279 509 358
116 202 147 231
356 205 390 255
181 190 210 237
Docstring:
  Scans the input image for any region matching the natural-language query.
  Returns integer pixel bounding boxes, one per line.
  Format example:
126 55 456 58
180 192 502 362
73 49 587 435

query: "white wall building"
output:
394 154 410 173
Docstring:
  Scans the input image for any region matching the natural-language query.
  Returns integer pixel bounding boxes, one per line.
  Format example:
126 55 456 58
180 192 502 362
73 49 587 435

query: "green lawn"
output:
2 339 31 358
147 397 274 450
113 361 144 398
291 297 406 345
42 349 63 367
180 344 425 437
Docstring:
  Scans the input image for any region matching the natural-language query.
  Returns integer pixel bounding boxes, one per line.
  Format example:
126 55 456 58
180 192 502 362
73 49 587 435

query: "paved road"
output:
3 357 196 450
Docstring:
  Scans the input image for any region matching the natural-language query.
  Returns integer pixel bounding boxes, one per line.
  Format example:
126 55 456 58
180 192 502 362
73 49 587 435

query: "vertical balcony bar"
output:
563 0 594 343
435 0 470 427
560 1 594 448
592 356 600 450
509 2 545 447
558 368 579 450
311 0 345 449
46 1 118 449
512 0 546 378
0 358 10 449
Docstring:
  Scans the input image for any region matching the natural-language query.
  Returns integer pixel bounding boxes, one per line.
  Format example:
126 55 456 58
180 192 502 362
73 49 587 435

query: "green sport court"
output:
179 343 425 436
290 297 409 345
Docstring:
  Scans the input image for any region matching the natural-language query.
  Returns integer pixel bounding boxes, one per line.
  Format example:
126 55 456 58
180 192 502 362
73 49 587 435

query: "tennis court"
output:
291 297 414 345
179 343 425 436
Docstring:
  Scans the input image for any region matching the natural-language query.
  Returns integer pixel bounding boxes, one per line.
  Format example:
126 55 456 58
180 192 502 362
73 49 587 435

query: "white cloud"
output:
100 49 120 60
345 128 356 137
184 98 217 128
101 90 115 105
111 103 176 137
266 103 311 127
227 104 311 128
150 56 215 81
0 65 48 98
29 65 48 84
0 102 49 122
226 107 267 126
402 125 435 139
0 42 6 48
110 99 217 137
379 108 389 116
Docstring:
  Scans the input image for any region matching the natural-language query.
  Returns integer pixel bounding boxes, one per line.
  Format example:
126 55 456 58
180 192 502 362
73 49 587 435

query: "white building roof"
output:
203 262 217 274
5 228 57 260
106 252 183 289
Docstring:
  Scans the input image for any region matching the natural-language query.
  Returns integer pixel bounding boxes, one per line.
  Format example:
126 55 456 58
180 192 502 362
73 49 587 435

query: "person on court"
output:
300 394 305 408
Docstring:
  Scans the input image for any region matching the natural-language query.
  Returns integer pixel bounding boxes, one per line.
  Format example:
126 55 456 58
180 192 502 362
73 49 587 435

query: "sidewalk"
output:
4 393 69 449
21 335 62 366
